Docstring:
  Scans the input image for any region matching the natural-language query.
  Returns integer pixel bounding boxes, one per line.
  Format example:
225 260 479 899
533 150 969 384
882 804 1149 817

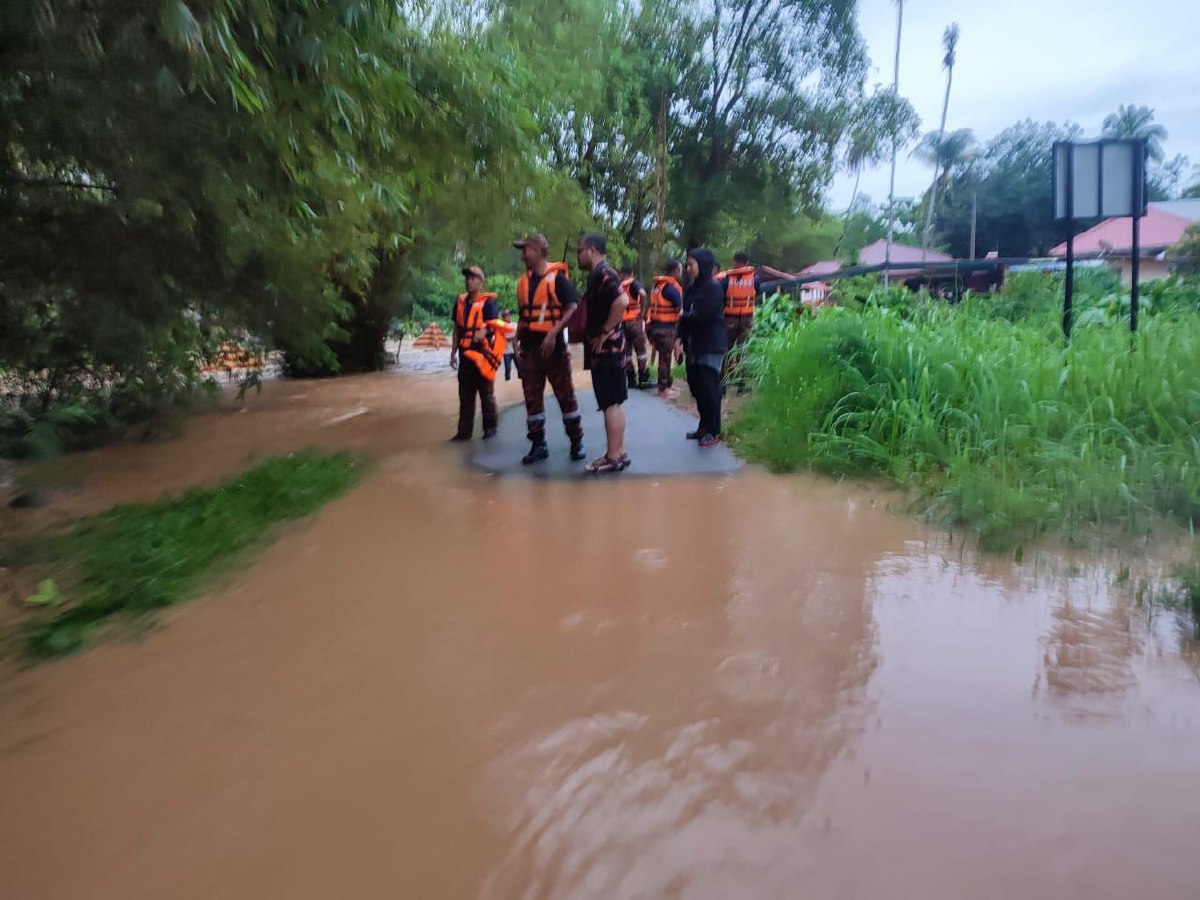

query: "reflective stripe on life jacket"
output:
648 276 682 325
463 318 516 381
455 292 497 349
517 262 570 333
721 266 757 316
621 277 643 322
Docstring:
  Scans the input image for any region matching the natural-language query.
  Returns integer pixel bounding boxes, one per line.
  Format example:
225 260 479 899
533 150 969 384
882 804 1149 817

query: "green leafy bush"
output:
734 301 1200 545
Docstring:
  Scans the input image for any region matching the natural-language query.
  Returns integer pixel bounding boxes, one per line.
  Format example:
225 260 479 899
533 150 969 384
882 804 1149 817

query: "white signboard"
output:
1053 140 1146 220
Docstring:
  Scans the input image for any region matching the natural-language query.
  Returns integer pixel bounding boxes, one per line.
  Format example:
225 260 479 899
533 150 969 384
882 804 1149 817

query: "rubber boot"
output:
569 439 586 461
626 369 637 389
522 440 549 465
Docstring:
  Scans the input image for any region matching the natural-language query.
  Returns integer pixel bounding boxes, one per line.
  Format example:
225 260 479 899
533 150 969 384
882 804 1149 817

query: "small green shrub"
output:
23 451 358 656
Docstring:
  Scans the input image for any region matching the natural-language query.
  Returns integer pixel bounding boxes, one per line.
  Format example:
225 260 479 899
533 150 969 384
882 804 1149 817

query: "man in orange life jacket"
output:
618 265 651 391
513 233 586 465
449 265 501 441
719 250 765 384
647 259 684 396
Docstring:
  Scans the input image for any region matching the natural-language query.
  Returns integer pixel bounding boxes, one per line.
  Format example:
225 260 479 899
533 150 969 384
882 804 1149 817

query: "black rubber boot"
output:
522 440 550 465
626 369 637 389
569 440 586 461
638 371 651 390
482 428 497 440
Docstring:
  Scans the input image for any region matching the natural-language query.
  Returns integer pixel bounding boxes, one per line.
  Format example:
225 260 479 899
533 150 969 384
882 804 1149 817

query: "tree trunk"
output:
885 0 903 288
834 165 862 260
654 91 668 272
923 61 954 255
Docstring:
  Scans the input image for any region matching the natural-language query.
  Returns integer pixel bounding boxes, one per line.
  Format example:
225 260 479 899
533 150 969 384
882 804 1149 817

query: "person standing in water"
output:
677 248 727 447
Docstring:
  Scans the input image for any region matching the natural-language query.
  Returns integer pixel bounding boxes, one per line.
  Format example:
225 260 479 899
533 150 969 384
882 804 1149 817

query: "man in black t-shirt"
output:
578 233 631 474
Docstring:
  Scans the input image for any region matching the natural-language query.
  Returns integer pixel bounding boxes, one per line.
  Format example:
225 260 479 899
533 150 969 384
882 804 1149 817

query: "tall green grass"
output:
734 300 1200 545
23 451 358 656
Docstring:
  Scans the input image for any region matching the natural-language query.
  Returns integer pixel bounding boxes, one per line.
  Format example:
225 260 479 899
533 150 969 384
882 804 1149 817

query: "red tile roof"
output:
859 239 954 266
1049 207 1193 257
799 260 841 276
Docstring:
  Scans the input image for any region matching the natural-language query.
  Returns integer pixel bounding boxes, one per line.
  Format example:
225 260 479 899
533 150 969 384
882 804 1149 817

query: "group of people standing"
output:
449 232 767 474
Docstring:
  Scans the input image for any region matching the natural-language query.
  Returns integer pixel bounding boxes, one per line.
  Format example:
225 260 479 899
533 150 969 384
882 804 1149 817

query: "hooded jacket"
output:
678 248 728 357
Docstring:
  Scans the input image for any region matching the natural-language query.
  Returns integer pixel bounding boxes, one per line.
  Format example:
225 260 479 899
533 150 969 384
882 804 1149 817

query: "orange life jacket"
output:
463 318 516 381
721 266 757 316
648 276 682 325
621 277 643 322
454 291 497 349
517 262 570 333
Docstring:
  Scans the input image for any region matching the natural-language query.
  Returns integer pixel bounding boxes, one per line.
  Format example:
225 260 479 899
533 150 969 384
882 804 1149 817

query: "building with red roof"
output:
1049 199 1200 286
858 239 953 277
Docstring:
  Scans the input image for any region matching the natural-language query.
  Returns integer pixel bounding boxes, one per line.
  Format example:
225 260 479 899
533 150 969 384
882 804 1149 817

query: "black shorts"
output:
591 357 628 410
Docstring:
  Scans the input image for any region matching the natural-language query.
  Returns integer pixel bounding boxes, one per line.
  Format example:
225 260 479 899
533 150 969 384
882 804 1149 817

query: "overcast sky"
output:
826 0 1200 210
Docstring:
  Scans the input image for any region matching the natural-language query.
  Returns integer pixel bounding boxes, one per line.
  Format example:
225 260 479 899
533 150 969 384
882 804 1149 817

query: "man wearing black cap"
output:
449 265 500 441
513 233 585 465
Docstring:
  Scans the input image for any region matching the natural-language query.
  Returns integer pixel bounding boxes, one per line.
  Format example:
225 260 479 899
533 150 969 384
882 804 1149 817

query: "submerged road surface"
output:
2 362 1199 899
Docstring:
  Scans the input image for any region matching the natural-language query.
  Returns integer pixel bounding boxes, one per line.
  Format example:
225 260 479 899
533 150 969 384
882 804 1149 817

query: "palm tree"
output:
884 0 904 287
913 128 978 220
921 23 960 254
1102 104 1167 162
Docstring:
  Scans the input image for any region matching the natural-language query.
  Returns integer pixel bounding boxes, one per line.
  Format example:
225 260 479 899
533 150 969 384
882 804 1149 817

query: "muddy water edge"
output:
2 366 1199 899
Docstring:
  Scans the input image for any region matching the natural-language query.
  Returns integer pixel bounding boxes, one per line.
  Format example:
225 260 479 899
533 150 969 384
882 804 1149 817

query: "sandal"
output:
584 455 624 475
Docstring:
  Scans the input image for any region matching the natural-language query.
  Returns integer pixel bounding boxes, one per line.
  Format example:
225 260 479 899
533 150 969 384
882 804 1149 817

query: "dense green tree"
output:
912 128 978 225
670 0 872 248
1102 103 1168 163
933 120 1081 259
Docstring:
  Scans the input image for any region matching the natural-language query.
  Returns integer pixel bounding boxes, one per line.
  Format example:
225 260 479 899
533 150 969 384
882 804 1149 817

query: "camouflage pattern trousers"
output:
622 318 650 381
519 343 583 443
648 325 677 389
723 314 754 382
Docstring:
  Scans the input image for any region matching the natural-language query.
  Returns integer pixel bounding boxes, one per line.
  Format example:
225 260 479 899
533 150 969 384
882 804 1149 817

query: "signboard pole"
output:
1130 140 1142 335
1064 148 1074 341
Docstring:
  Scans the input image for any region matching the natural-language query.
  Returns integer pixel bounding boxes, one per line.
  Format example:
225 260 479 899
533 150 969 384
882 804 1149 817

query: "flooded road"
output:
2 362 1199 899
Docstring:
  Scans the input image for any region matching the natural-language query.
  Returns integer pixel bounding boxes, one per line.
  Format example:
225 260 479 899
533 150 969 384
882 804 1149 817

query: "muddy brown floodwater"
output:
2 361 1200 899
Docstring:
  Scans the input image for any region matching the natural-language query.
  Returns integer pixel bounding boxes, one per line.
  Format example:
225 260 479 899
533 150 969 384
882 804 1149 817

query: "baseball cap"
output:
512 233 549 252
461 265 485 279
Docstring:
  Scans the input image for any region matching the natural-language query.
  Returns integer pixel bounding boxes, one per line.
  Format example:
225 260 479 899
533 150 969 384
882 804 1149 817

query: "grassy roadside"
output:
16 450 358 657
731 286 1200 550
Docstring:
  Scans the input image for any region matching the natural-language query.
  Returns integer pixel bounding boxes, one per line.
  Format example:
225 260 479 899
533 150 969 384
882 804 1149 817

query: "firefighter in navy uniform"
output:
449 265 500 441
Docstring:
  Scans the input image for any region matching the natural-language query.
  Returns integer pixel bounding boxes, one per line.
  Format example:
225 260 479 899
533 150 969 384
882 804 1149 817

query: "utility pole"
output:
969 192 977 260
885 0 904 289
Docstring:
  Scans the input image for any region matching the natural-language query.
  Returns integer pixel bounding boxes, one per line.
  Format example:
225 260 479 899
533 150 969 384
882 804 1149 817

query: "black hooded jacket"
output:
678 248 728 357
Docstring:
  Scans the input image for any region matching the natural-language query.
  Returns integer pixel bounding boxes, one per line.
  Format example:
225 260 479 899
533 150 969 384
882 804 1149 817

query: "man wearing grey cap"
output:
512 233 586 465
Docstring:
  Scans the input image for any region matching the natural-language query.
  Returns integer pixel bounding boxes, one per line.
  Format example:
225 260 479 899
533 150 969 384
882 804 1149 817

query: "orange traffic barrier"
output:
412 323 451 350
